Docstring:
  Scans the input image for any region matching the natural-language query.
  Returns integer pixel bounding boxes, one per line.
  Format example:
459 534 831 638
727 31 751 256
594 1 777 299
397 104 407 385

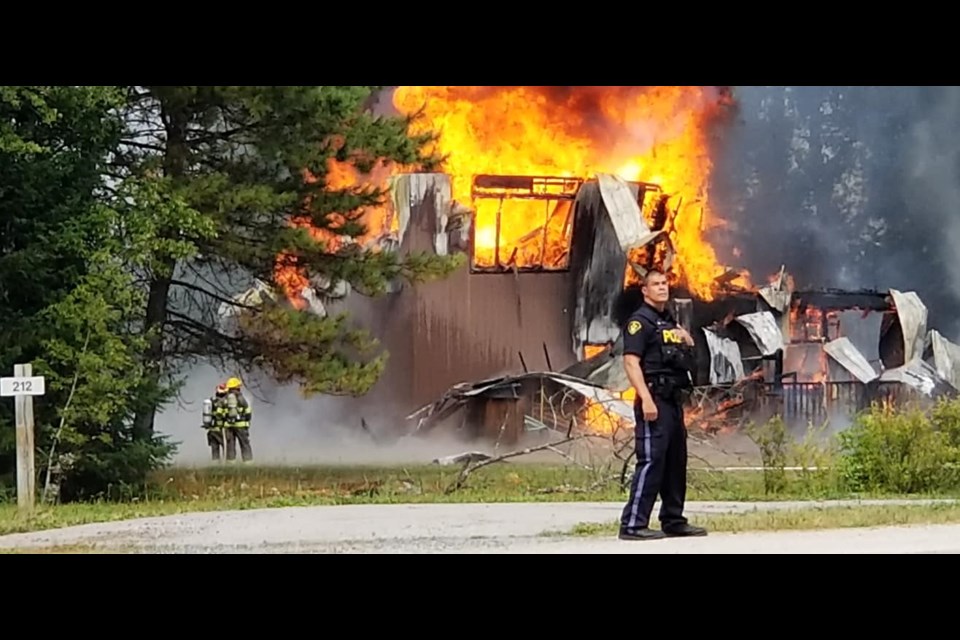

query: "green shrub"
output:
745 415 841 498
837 400 960 494
930 397 960 448
745 415 789 495
788 420 840 498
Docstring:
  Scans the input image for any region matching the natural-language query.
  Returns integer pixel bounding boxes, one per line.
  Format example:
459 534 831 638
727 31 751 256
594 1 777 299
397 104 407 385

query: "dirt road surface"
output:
2 500 958 553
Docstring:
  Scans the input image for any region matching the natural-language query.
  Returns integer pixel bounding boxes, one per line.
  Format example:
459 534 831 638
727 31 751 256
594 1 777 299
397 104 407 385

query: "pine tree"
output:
1 86 175 500
109 86 463 438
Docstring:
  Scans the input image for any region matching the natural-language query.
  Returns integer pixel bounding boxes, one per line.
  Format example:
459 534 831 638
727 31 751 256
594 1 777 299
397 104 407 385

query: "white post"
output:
3 364 43 511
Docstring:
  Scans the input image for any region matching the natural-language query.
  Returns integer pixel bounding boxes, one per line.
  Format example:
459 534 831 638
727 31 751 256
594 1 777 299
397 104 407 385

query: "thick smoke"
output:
155 362 477 466
156 286 482 466
708 86 960 340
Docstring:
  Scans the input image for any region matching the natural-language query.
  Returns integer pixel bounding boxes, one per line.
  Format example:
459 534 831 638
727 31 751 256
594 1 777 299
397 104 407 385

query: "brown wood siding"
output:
408 269 577 408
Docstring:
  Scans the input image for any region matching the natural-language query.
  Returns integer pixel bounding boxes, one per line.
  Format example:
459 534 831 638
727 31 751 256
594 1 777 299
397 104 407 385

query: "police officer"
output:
617 270 707 540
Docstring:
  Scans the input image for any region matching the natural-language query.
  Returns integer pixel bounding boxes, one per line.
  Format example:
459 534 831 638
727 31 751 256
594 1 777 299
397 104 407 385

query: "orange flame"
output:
393 85 740 300
273 159 396 309
579 344 638 434
275 87 746 307
473 193 575 271
787 303 840 384
790 306 826 343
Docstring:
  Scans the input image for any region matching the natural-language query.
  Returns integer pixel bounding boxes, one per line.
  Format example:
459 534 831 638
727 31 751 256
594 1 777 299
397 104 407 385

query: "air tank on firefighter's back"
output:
202 398 213 428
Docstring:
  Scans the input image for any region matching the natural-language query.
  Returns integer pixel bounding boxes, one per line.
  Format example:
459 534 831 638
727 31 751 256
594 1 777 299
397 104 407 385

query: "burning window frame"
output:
467 174 583 274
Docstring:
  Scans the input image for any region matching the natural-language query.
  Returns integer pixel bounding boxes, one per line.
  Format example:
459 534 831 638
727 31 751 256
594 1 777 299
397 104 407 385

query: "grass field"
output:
563 502 960 537
0 543 120 555
2 463 959 537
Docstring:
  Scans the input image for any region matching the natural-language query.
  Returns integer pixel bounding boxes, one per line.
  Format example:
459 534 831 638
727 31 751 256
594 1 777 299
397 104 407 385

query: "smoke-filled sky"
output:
706 86 960 339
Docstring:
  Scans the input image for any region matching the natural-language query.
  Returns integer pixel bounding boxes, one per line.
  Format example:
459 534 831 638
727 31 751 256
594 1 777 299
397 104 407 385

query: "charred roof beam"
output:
472 174 584 201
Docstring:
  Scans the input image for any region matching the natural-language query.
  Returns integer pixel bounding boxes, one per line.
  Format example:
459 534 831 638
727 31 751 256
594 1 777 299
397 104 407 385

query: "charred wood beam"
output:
473 193 579 201
518 351 529 373
794 289 892 311
714 269 742 286
472 174 583 199
774 349 784 391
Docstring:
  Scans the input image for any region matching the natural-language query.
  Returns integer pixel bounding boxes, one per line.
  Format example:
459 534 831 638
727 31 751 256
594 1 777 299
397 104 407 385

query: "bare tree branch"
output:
169 278 260 312
446 433 603 494
165 311 246 346
120 139 166 152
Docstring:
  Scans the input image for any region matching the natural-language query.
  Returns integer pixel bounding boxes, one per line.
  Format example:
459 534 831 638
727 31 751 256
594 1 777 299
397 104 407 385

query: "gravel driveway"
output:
1 500 957 554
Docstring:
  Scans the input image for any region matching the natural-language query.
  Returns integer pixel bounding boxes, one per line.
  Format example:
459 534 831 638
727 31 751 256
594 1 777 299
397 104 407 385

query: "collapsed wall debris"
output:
407 371 634 445
688 281 959 433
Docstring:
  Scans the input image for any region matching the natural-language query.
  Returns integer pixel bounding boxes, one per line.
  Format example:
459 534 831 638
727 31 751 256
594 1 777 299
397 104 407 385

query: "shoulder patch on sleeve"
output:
627 320 642 336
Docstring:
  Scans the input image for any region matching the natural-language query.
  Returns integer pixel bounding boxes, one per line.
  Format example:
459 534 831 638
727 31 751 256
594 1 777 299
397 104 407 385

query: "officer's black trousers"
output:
620 394 689 532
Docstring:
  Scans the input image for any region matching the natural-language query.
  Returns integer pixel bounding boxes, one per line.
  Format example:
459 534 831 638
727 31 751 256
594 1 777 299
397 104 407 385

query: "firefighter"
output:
617 270 708 541
224 377 254 463
204 385 229 462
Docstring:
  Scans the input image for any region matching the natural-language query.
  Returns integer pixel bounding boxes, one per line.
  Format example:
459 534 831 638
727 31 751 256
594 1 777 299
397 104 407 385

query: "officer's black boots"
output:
662 523 708 537
618 528 667 541
618 524 708 540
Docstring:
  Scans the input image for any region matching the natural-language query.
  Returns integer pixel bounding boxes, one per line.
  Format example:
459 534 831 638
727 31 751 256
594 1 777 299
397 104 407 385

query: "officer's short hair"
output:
643 269 667 285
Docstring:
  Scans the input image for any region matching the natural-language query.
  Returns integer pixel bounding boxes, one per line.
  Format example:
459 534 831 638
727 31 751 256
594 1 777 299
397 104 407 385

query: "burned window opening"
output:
649 192 671 233
469 175 582 274
880 310 906 369
626 188 678 278
789 304 834 343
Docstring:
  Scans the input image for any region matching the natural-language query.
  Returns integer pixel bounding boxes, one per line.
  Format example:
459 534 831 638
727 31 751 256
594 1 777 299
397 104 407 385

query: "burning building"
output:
228 86 960 445
258 166 960 444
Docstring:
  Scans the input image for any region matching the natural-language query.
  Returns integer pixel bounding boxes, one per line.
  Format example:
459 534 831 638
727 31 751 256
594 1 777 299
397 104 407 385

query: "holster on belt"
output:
649 375 691 403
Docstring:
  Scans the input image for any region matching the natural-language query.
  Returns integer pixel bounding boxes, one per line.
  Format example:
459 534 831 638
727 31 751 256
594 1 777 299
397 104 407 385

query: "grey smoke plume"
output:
707 86 960 340
155 361 476 466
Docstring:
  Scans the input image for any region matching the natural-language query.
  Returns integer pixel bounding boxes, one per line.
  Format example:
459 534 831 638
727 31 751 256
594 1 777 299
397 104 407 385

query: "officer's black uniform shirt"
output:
623 301 680 376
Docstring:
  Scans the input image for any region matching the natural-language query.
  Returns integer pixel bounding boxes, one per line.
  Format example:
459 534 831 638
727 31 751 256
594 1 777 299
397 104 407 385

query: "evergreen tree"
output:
0 86 173 500
110 87 463 439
